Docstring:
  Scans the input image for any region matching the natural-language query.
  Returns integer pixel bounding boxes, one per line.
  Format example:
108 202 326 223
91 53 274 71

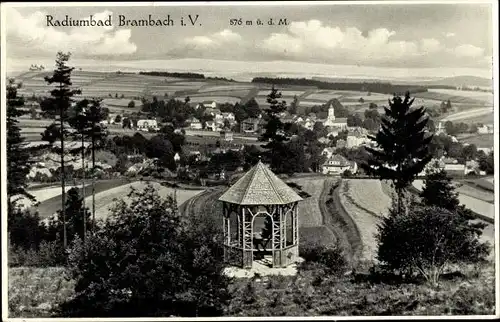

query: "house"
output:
281 116 296 124
242 118 266 133
336 139 346 149
477 124 494 134
346 134 371 148
202 101 218 109
327 130 339 138
174 153 181 162
318 137 330 144
322 104 348 130
197 101 218 109
322 154 356 175
204 108 222 117
220 131 234 142
189 150 202 161
465 160 479 175
321 147 335 159
478 147 493 155
205 121 221 132
294 116 304 123
221 112 235 122
435 122 446 135
137 119 159 131
187 117 202 130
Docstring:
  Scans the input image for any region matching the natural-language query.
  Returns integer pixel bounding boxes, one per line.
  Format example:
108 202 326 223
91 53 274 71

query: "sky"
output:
3 2 495 78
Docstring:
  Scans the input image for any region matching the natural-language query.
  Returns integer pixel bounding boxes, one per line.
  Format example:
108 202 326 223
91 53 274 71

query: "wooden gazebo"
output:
218 161 303 269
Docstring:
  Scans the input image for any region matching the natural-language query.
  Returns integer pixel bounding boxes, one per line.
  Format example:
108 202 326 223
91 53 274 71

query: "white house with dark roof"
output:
187 117 202 130
322 154 357 175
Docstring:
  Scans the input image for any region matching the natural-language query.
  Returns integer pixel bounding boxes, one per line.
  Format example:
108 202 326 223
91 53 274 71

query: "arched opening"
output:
252 212 273 267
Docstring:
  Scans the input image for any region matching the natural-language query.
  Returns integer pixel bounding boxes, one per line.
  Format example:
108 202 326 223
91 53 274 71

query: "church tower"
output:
327 104 335 121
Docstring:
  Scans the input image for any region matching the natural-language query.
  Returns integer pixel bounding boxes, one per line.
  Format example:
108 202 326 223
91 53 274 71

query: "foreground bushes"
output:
299 242 347 276
57 184 231 317
377 200 490 285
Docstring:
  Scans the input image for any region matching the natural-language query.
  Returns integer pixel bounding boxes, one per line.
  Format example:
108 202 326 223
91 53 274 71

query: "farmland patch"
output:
185 96 241 104
86 181 204 220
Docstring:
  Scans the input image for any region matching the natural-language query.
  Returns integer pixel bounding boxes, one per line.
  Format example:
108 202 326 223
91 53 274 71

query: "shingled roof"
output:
218 161 303 205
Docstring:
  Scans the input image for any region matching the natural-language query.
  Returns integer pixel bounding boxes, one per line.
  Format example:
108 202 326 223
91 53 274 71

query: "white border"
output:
1 1 498 321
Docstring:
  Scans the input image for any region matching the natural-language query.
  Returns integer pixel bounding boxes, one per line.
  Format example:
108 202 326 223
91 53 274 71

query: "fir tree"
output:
259 85 289 173
68 99 108 231
420 165 460 211
43 52 81 248
361 92 433 212
6 78 34 210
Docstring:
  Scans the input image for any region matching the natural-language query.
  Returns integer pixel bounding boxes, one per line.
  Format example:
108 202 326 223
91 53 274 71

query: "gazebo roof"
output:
218 161 303 205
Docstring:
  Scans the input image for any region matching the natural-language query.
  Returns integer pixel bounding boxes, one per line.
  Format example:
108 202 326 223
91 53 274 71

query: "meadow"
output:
412 180 494 222
32 179 204 220
456 133 494 148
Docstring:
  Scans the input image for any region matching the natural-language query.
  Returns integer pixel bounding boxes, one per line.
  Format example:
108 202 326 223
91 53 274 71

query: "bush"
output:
58 183 231 317
9 240 66 267
299 242 347 276
376 202 490 285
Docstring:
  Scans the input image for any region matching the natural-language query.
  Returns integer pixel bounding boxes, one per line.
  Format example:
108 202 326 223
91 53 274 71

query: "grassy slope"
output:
226 262 495 316
9 262 495 318
35 179 132 219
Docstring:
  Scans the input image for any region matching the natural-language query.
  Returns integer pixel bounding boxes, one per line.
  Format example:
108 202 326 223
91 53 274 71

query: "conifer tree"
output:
361 92 433 212
43 52 81 248
259 85 289 173
6 78 34 210
68 98 108 230
420 165 460 211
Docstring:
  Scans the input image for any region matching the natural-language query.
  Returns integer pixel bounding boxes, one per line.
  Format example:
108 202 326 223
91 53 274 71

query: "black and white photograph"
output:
1 1 498 319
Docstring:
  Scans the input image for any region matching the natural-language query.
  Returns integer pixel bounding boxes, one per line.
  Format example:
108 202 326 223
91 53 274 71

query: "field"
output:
456 133 495 148
343 180 392 217
185 96 242 104
440 108 494 123
86 181 204 220
33 180 204 220
456 182 494 203
413 180 495 222
337 179 387 261
32 179 132 219
428 89 493 105
413 91 492 106
287 177 337 246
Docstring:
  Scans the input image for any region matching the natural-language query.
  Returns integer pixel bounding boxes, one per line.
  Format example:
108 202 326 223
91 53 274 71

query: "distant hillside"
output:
313 75 492 89
420 76 492 88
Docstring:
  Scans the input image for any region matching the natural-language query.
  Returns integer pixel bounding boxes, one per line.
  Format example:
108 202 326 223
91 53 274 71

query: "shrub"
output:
58 183 231 317
9 240 66 267
299 242 347 276
376 201 490 285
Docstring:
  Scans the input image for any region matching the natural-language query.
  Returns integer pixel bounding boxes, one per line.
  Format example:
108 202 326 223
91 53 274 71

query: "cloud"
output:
454 44 485 57
6 7 137 57
256 20 489 68
184 29 242 49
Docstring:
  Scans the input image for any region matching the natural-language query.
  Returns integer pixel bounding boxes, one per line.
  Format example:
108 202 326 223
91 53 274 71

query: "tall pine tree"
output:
259 85 289 173
6 79 34 210
43 52 81 248
68 98 108 231
361 92 433 212
420 165 460 211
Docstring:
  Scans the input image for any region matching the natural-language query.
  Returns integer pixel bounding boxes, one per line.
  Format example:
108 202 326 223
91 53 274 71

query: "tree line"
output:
251 77 429 94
